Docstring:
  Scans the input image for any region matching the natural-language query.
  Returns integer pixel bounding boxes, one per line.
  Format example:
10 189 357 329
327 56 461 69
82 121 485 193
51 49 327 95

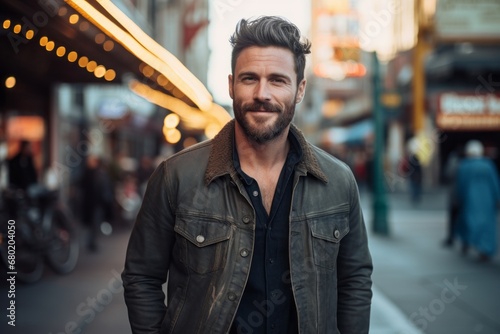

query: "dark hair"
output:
229 16 311 84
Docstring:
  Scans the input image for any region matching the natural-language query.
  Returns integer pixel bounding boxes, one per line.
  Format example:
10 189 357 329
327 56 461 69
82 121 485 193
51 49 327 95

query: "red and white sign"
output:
437 92 500 131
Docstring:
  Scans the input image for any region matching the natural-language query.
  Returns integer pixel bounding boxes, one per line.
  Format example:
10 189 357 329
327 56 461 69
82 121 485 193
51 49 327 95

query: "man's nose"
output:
253 81 271 101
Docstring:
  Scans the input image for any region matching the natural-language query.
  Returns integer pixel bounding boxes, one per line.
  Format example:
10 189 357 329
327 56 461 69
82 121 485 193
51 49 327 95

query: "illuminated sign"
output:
436 92 500 131
435 0 500 42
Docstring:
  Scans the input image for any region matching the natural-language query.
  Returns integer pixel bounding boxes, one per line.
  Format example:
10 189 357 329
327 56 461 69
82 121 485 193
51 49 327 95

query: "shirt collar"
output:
204 120 328 185
232 129 303 186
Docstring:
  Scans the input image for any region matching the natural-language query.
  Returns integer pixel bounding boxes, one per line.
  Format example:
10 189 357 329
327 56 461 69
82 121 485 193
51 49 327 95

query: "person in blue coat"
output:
456 140 500 262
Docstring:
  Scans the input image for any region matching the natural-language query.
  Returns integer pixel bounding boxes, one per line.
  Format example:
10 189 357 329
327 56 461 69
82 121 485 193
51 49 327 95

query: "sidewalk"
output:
370 285 423 334
363 187 500 334
365 189 427 334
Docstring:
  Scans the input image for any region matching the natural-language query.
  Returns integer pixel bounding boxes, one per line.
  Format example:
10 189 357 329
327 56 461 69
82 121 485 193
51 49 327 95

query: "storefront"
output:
0 0 230 223
425 44 500 181
434 91 500 179
0 0 151 182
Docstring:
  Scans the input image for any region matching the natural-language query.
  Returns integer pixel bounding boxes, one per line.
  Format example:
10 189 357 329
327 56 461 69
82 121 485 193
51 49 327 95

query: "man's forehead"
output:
234 46 295 72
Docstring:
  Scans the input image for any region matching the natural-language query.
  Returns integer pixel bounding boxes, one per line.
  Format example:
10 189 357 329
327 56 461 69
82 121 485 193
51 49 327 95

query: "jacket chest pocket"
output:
174 215 232 275
309 208 349 270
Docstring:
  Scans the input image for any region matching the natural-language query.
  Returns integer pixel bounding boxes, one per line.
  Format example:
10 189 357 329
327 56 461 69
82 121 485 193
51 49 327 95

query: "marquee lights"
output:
3 2 231 134
66 0 217 114
2 13 118 83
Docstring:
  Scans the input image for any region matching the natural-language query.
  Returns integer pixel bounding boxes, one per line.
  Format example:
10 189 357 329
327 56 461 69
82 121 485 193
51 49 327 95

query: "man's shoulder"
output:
308 143 352 174
165 139 213 163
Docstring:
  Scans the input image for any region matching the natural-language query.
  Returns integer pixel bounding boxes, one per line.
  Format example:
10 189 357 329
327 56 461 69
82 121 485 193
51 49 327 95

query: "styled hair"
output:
229 16 311 84
465 140 484 157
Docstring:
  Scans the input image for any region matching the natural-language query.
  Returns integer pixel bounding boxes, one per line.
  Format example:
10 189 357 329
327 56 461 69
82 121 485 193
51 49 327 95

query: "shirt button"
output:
240 249 249 257
228 292 237 301
334 230 340 239
269 258 274 264
252 190 259 197
242 216 251 224
196 235 205 243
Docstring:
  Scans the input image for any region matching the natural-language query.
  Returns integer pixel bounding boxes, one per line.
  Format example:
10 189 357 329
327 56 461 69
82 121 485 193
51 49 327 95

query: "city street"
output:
1 0 500 333
362 187 500 334
0 225 133 334
1 186 499 334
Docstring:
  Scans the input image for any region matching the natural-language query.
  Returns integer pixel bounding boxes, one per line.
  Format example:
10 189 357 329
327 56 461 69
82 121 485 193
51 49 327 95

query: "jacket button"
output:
240 249 249 257
242 216 251 224
334 230 340 239
196 235 205 243
228 292 237 301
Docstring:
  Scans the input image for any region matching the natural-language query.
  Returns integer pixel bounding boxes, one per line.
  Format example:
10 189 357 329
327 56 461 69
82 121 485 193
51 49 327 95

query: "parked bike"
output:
0 184 79 283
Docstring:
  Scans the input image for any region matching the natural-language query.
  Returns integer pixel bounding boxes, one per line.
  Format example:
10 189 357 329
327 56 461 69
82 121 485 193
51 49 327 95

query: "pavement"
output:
1 186 499 334
363 186 500 334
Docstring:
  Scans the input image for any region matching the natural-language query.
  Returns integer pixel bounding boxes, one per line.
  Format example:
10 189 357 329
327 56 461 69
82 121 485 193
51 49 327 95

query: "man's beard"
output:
233 98 296 144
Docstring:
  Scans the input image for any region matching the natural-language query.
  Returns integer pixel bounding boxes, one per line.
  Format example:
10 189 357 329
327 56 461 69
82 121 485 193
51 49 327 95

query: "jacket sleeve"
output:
336 172 373 333
122 161 175 333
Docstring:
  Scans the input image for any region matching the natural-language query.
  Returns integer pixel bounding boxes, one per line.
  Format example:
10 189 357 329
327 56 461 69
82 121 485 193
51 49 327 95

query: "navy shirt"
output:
230 132 302 334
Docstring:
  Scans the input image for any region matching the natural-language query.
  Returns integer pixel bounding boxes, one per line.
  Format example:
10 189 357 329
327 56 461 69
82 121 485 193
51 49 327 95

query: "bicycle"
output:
0 185 80 283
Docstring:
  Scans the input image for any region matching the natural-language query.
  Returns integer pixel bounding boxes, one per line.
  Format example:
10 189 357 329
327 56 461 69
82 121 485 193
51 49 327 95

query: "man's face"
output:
229 46 306 144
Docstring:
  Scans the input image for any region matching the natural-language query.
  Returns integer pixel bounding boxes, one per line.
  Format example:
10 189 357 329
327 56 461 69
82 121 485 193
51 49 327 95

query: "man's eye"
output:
271 78 285 84
242 77 256 82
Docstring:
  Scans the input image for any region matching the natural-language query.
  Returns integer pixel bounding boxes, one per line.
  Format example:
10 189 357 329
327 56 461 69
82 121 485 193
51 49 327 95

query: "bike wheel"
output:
45 208 79 275
0 219 44 284
15 246 44 283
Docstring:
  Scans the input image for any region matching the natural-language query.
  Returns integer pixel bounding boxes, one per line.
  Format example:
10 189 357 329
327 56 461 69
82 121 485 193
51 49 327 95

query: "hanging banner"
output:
435 0 500 42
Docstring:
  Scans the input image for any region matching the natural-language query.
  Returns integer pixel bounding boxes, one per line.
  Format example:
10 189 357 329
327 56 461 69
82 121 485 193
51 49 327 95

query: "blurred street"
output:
364 186 500 334
1 0 500 333
1 186 499 334
0 225 133 334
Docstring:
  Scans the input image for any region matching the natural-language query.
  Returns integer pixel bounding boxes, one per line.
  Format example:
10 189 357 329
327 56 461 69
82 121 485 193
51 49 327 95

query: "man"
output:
456 140 500 262
122 16 373 333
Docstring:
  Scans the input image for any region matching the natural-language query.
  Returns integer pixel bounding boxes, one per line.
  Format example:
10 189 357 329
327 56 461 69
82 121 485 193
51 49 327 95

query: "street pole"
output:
371 52 389 235
412 0 425 135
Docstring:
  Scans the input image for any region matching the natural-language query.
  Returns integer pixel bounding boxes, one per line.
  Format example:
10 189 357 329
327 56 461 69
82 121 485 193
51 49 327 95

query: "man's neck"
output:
234 124 290 172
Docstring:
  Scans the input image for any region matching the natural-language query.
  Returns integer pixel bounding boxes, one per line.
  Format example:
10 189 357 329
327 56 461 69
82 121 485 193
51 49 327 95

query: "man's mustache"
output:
242 102 282 113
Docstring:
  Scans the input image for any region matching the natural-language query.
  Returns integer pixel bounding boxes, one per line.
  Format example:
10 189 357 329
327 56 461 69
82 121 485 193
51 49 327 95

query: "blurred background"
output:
0 0 499 333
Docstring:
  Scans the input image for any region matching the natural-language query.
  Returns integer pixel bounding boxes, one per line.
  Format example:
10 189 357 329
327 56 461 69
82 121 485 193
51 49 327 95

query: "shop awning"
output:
425 45 500 79
0 0 231 133
323 119 374 146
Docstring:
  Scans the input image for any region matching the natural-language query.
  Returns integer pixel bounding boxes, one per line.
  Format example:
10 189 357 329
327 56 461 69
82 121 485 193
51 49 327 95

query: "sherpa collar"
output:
204 120 328 185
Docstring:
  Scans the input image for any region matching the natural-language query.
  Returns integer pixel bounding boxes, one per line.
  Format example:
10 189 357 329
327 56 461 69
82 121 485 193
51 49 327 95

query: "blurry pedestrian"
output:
7 140 38 190
408 153 423 204
442 147 462 247
353 150 368 190
399 151 423 204
80 155 113 252
136 155 155 197
456 140 500 262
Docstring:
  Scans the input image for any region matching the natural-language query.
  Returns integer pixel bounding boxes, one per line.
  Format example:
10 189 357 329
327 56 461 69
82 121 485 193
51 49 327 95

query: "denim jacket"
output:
122 120 373 334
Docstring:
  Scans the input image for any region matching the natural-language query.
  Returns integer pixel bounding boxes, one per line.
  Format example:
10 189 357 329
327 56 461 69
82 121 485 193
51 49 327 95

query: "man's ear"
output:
228 74 234 99
295 79 307 104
